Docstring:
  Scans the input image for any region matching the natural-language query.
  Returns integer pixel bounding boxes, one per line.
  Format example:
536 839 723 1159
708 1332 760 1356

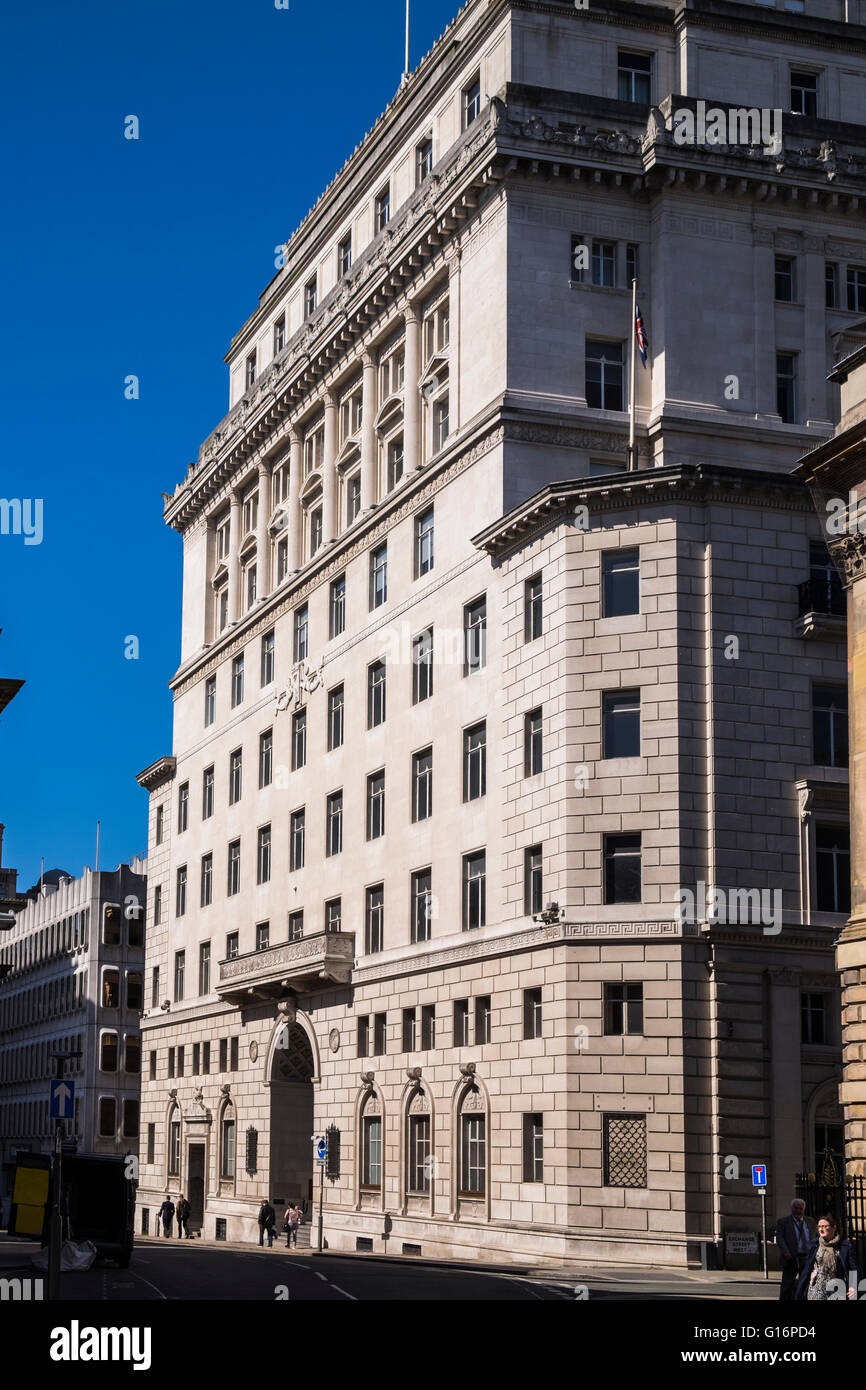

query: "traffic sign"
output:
751 1163 767 1187
49 1079 75 1120
315 1137 327 1165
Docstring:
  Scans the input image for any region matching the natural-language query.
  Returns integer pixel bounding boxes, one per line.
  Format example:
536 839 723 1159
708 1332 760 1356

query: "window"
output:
146 1121 155 1161
626 243 640 285
289 911 304 941
304 426 324 478
775 256 796 302
462 73 481 128
276 538 288 585
104 905 121 945
475 995 491 1044
791 70 818 117
525 575 542 641
406 1113 431 1193
205 675 216 726
460 1114 486 1196
273 314 286 355
375 186 390 233
412 748 433 822
347 475 362 525
777 353 797 423
176 782 189 834
413 506 435 578
221 1110 236 1179
99 1097 117 1138
155 805 164 846
217 586 229 634
219 1038 228 1070
463 851 486 930
368 661 386 728
325 898 342 933
310 507 323 557
416 137 433 185
226 933 239 961
605 983 644 1035
463 597 486 675
245 351 256 390
231 654 244 708
454 999 470 1047
199 942 211 996
362 1115 382 1188
168 1047 175 1078
463 723 486 802
524 709 543 777
294 604 309 662
801 992 829 1045
412 869 433 944
326 792 343 857
176 867 187 919
174 950 185 1002
603 549 640 617
201 853 213 907
586 340 624 411
825 262 838 309
339 234 352 278
523 987 542 1040
256 922 270 952
151 964 160 1009
604 834 642 904
290 810 305 871
847 266 866 314
242 488 258 537
366 771 385 841
357 1016 370 1058
292 709 307 771
261 630 275 687
193 1042 200 1075
374 1013 387 1055
603 1113 647 1188
808 541 843 616
230 1037 239 1071
304 275 317 317
813 685 848 768
257 825 271 885
433 395 449 453
815 823 850 913
423 300 450 361
227 840 241 896
203 1041 210 1073
523 1114 544 1183
603 690 641 758
203 765 215 819
126 971 143 1010
525 846 543 917
592 240 617 288
421 1004 435 1050
618 50 652 103
328 685 345 749
366 885 384 954
387 436 404 492
329 575 346 639
412 629 434 703
102 969 119 1008
259 730 273 788
229 748 242 805
402 1007 417 1052
177 1045 185 1078
370 544 388 609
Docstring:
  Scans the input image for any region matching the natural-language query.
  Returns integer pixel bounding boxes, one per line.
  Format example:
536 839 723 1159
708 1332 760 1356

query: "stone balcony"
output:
216 931 355 1004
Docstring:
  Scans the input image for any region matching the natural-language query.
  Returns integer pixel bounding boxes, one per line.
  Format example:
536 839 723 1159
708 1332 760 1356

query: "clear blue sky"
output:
0 0 460 891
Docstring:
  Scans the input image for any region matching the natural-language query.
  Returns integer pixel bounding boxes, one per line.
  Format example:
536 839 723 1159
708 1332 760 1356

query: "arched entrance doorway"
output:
269 1021 315 1215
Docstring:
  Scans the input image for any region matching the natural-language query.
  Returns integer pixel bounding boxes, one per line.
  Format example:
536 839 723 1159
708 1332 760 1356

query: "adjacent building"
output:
136 0 865 1264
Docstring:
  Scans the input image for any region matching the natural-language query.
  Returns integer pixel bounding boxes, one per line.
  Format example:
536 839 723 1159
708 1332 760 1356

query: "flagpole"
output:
628 278 637 472
403 0 410 84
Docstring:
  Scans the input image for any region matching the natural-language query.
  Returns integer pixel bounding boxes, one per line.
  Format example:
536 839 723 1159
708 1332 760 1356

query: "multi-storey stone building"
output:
136 0 865 1264
0 860 147 1218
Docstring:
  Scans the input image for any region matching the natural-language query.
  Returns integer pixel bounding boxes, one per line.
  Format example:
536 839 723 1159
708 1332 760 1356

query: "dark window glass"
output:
292 708 307 771
525 709 543 776
368 662 386 728
412 629 434 703
812 685 848 768
603 550 640 617
525 575 542 641
603 690 641 758
815 823 850 913
328 685 345 749
618 50 652 103
412 748 433 822
463 598 487 675
775 256 796 302
366 885 384 954
463 851 486 930
586 340 624 411
463 723 486 802
412 868 433 944
523 987 542 1040
604 834 642 904
525 846 543 916
605 983 644 1035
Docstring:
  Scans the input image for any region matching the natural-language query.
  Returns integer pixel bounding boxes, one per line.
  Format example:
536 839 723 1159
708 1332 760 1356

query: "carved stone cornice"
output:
136 755 177 792
827 531 866 586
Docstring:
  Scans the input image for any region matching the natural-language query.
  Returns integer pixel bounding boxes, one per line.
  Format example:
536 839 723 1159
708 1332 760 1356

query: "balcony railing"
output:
217 930 354 1004
798 575 845 618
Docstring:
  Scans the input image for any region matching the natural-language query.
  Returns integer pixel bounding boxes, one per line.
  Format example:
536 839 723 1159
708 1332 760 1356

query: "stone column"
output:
256 463 270 600
404 304 421 471
287 432 301 572
227 491 241 625
839 552 866 1174
323 391 337 544
447 253 461 433
361 351 377 511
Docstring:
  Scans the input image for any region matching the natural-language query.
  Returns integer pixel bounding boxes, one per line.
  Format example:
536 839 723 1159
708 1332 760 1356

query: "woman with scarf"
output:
795 1215 858 1299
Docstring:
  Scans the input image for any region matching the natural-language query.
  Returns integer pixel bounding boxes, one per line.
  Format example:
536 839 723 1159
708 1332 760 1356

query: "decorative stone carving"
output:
461 1089 484 1113
409 1089 429 1114
275 659 325 713
829 532 866 586
329 1028 340 1054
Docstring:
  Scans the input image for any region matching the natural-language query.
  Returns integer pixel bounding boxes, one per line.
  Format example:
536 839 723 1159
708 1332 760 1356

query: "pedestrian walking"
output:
285 1203 302 1249
177 1195 192 1238
158 1197 175 1237
775 1198 815 1300
795 1215 858 1299
176 1194 186 1238
258 1198 276 1248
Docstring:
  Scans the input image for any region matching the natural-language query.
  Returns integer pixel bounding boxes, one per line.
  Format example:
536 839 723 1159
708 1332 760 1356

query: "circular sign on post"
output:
316 1137 327 1164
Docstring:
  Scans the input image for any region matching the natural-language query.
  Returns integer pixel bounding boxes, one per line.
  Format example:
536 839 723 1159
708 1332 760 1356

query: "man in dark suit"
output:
775 1199 815 1299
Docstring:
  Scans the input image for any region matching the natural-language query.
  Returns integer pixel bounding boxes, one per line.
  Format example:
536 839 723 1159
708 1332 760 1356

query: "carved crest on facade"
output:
275 659 325 713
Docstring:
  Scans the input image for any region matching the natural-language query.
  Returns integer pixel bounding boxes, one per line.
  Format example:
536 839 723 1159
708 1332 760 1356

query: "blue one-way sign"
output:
49 1079 75 1120
751 1163 767 1187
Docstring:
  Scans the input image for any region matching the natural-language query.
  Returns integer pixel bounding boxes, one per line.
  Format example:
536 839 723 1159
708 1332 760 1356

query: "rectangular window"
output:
815 823 851 913
603 1113 647 1188
201 853 213 908
151 964 160 1009
454 999 470 1047
328 685 345 750
99 1033 118 1072
592 240 617 288
415 507 435 578
177 1046 185 1078
523 987 542 1040
155 804 164 846
177 782 189 833
294 604 309 663
174 950 185 1003
256 922 270 952
176 867 187 919
199 942 211 996
791 69 818 117
825 262 838 309
231 655 244 708
329 575 346 639
605 983 644 1035
586 340 624 411
603 549 640 617
273 314 286 355
416 137 433 185
363 1115 382 1188
847 266 866 314
421 1003 436 1050
407 1114 431 1193
222 1116 235 1178
325 897 342 933
525 575 542 642
524 708 543 777
289 910 304 941
463 851 486 930
412 629 434 703
193 1042 200 1075
98 1096 116 1137
230 1036 239 1071
257 825 271 885
229 748 242 805
463 597 486 675
375 186 390 233
357 1015 370 1058
292 708 307 771
618 50 652 103
259 730 273 788
370 544 388 609
203 765 215 819
366 771 385 841
402 1007 417 1054
366 884 384 954
149 1052 156 1083
261 631 275 687
523 1114 544 1184
167 1046 175 1079
245 351 256 389
603 690 641 758
304 275 317 317
801 992 829 1045
290 810 305 871
813 685 848 768
525 846 543 917
125 1037 141 1075
412 868 433 944
462 74 481 128
775 255 796 302
777 352 797 423
347 475 361 525
339 234 352 278
227 840 241 896
604 833 642 904
326 791 343 857
122 1099 138 1139
412 747 433 822
147 1122 155 1162
219 1038 228 1071
475 995 491 1044
367 661 386 728
386 435 404 492
463 723 486 802
460 1114 486 1196
374 1013 387 1055
310 506 323 557
433 395 449 453
226 932 239 960
626 243 639 285
202 1041 210 1074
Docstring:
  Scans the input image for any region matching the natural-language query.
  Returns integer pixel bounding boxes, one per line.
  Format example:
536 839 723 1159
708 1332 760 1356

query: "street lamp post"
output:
48 1049 82 1302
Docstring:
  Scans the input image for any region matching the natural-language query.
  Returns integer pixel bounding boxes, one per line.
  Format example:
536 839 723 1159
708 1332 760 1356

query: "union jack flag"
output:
635 301 648 367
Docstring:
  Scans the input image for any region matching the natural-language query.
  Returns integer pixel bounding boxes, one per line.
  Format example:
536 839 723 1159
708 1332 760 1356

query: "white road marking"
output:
128 1268 168 1300
328 1283 358 1300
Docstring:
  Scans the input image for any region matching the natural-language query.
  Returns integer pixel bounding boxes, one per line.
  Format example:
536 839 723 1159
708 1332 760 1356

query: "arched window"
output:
458 1085 486 1199
406 1087 431 1195
220 1101 236 1180
167 1104 181 1177
360 1092 382 1191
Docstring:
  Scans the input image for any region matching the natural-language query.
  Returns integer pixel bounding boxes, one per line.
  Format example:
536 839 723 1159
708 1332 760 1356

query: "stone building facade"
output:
135 0 865 1263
